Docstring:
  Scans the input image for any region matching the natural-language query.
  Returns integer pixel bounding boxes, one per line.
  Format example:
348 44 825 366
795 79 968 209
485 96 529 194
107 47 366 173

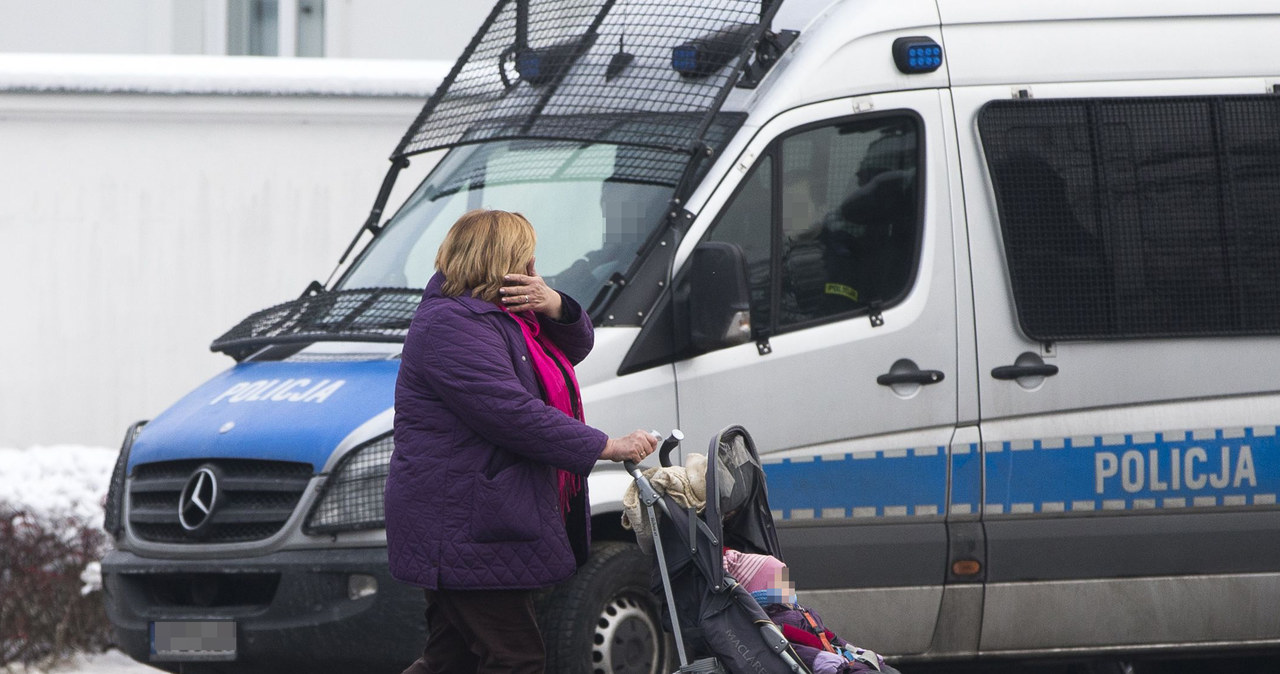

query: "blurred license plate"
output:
150 620 236 661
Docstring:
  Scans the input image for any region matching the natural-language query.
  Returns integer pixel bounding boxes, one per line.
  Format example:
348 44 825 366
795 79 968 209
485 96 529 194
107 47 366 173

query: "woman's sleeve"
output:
417 308 606 475
538 291 594 365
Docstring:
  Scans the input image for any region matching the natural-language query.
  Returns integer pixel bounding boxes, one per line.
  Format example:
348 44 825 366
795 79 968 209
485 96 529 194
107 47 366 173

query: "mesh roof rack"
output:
211 288 421 359
394 0 783 159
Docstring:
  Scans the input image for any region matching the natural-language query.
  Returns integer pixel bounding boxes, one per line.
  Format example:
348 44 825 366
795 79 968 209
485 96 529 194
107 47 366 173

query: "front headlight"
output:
104 421 146 539
304 434 393 535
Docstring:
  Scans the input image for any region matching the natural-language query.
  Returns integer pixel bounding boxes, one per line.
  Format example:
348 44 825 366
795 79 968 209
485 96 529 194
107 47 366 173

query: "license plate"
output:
149 620 236 661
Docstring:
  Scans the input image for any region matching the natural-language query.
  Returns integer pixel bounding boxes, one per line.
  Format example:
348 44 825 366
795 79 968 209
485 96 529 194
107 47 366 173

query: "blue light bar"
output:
892 36 943 74
671 23 758 79
516 49 544 82
512 37 595 86
673 45 701 74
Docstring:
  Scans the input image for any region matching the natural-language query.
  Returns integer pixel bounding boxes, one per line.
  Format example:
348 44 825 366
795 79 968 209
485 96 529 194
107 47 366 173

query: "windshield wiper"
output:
587 272 627 316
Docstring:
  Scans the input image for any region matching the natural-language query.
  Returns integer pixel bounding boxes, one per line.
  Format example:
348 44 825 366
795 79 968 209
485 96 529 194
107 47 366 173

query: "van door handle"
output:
877 370 945 386
991 364 1059 380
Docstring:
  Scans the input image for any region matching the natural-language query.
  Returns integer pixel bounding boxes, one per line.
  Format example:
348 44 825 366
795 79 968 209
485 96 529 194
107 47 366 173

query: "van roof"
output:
937 0 1280 87
758 0 1279 113
935 0 1279 23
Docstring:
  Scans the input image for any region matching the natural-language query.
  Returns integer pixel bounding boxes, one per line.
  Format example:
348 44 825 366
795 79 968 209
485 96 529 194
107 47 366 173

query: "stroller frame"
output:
626 426 807 674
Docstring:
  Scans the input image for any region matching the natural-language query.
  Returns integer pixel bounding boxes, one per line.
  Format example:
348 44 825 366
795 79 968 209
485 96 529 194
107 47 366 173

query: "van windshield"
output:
338 139 683 309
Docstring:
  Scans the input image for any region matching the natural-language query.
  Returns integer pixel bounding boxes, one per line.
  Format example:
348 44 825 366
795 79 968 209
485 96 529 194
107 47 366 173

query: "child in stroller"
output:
623 426 900 674
723 550 891 674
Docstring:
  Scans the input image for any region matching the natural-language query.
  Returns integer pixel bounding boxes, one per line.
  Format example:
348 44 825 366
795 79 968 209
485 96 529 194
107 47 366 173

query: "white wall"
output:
0 0 492 61
0 56 440 448
0 0 176 54
324 2 492 61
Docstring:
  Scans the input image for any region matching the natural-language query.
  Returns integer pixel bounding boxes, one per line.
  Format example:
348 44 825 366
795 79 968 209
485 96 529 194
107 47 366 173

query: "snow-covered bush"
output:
0 504 112 668
0 446 117 669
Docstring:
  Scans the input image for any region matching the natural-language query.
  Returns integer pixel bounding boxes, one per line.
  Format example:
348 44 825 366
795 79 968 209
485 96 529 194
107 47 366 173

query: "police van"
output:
100 0 1280 672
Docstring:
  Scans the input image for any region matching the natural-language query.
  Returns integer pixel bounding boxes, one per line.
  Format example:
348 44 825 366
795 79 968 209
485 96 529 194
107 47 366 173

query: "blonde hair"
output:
436 209 537 301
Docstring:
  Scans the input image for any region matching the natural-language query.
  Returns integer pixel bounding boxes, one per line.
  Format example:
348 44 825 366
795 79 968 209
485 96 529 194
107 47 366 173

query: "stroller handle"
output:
623 429 684 499
658 429 684 467
623 429 683 475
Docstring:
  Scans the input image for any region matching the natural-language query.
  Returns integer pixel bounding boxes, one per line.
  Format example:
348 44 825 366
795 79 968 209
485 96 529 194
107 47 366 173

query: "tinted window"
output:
979 96 1280 340
707 157 773 331
704 115 922 339
779 120 919 326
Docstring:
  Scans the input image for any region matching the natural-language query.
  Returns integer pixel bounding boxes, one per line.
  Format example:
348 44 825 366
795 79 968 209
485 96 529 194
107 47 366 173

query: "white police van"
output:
101 0 1280 672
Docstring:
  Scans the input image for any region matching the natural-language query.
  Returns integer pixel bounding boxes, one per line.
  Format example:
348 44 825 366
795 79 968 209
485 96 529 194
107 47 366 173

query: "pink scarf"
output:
505 307 585 516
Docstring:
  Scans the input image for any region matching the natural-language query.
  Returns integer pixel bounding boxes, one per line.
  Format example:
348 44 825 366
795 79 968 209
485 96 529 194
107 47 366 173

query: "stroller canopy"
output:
701 425 784 592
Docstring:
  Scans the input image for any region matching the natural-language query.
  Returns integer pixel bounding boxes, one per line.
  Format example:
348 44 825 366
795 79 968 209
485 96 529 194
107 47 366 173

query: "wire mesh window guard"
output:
220 1 781 352
415 113 745 200
331 112 745 307
394 0 780 159
978 95 1280 341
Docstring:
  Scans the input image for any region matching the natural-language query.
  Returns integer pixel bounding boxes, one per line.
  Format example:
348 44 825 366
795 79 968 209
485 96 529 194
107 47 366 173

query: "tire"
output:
537 540 673 674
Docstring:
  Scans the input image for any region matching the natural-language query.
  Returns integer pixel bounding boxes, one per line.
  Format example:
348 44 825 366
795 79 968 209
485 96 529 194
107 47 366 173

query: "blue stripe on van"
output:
985 425 1280 514
950 443 982 516
759 426 1279 522
763 447 948 521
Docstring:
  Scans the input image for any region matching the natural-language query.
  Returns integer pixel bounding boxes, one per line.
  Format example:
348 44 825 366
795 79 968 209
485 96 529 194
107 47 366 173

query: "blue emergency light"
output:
672 23 758 78
513 37 594 86
515 49 546 81
892 36 943 74
672 45 701 74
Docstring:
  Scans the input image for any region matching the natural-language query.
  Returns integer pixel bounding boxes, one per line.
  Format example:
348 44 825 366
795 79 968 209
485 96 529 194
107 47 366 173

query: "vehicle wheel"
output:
537 540 672 674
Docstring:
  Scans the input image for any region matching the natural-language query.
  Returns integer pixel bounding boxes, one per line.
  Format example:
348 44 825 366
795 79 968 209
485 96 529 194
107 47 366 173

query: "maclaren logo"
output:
210 378 346 405
723 628 767 673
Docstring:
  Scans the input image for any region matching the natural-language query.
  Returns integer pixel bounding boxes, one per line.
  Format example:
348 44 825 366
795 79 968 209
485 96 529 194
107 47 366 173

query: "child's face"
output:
757 567 797 605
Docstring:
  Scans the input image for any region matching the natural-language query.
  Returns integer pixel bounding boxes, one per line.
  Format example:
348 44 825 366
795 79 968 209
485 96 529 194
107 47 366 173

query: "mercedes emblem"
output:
178 466 220 533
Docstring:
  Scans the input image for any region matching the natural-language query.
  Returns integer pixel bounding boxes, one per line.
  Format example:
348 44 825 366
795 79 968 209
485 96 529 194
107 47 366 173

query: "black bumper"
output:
101 547 424 674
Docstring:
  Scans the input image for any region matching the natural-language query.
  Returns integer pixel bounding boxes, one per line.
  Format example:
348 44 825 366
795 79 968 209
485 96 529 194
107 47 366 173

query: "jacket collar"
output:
426 271 506 316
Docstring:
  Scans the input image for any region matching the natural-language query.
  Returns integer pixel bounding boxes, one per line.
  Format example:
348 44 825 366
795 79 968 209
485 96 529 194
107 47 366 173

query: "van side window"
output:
780 120 919 326
705 115 922 338
979 95 1280 340
706 156 774 331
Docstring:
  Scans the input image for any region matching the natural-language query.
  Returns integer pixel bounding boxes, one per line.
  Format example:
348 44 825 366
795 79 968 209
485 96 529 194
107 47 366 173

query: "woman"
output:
386 209 658 674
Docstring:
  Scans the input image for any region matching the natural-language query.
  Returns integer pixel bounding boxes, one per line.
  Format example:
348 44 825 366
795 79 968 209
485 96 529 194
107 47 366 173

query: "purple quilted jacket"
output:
386 272 608 589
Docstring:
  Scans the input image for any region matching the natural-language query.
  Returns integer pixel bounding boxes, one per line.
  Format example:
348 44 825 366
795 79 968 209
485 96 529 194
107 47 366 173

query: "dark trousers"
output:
400 588 545 674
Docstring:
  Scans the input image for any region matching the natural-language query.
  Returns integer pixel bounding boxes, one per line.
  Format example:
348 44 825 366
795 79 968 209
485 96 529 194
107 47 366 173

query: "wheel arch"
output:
591 506 633 543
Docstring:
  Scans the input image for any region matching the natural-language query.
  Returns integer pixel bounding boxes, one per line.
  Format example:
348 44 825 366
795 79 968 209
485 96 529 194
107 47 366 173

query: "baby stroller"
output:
625 425 808 674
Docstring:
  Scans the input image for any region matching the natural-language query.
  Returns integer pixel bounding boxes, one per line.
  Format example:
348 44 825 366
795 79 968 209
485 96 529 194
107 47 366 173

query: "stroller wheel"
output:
537 541 671 674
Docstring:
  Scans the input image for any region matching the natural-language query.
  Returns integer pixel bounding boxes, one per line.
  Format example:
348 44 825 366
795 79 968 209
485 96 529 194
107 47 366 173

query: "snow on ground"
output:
3 649 163 674
1 446 161 673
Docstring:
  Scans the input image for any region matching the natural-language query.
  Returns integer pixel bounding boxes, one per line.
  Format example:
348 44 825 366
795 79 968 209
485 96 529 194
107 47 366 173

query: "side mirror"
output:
687 241 753 352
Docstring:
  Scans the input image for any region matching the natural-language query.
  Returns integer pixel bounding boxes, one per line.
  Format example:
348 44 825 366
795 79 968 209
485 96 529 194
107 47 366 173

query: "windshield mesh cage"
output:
978 95 1280 341
211 288 422 358
395 0 777 158
421 114 744 203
